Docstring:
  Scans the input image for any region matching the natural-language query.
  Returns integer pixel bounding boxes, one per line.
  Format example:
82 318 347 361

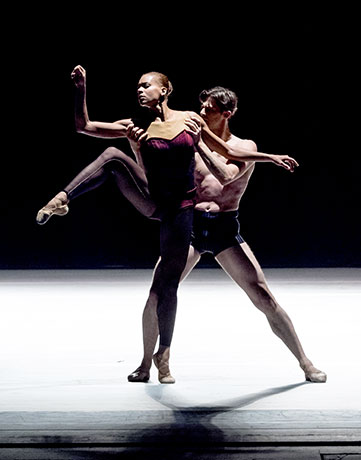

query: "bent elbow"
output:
75 125 84 134
75 119 86 133
75 121 94 135
224 146 240 161
219 173 237 186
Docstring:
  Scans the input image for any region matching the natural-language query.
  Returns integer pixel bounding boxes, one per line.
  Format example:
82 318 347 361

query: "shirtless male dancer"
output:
128 86 327 384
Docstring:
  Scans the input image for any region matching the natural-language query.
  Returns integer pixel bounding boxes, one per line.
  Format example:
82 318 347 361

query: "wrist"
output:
75 83 86 93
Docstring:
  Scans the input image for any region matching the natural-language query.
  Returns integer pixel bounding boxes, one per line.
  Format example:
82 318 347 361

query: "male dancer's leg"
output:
36 147 157 224
215 242 327 383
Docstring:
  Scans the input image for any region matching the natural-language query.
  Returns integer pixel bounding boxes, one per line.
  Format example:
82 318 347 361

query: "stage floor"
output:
0 267 360 459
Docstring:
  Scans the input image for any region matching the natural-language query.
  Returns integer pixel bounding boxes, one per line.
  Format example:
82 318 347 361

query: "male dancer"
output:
128 86 327 384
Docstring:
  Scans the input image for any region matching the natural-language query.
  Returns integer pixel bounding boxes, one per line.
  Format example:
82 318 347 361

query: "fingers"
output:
286 157 299 172
185 117 201 128
184 118 201 135
278 155 299 173
189 114 206 128
126 123 147 142
284 161 294 172
71 65 85 80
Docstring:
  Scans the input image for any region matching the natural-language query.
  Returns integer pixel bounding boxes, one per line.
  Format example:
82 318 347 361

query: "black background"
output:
2 10 359 270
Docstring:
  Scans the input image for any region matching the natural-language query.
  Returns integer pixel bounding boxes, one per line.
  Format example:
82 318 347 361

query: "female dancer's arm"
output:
71 65 132 138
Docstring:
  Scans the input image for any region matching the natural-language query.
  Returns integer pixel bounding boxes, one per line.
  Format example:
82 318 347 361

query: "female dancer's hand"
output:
126 123 148 155
71 65 86 88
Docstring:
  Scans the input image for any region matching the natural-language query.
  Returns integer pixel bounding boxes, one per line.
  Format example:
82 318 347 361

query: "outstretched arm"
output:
184 118 253 185
71 65 132 138
188 114 299 172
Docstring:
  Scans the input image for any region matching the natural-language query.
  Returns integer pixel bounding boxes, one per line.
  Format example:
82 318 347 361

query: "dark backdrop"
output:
2 12 359 269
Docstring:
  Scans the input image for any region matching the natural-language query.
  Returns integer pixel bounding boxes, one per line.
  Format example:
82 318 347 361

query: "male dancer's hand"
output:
185 116 202 145
71 65 86 89
270 154 299 172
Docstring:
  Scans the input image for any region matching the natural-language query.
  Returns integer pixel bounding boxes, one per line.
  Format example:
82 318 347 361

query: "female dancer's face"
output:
137 74 167 108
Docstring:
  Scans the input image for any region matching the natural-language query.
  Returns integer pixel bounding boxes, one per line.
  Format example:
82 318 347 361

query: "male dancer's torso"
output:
194 135 256 213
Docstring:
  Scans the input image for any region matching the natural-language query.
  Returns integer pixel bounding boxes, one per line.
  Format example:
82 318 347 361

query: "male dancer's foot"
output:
36 192 69 225
127 365 150 383
153 347 175 384
301 360 327 383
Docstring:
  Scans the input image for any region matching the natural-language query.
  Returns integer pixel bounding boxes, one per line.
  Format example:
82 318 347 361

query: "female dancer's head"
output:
137 72 173 109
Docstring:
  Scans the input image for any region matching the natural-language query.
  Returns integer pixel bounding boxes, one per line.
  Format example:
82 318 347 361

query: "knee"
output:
150 275 180 302
144 291 158 315
151 279 179 297
162 268 183 292
100 147 126 163
147 289 159 306
247 280 278 315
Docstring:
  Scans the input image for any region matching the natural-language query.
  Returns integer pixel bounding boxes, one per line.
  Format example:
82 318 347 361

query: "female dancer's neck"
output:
150 101 173 121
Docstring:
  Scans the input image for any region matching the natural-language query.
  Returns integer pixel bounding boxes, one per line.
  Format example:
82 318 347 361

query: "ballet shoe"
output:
153 353 175 384
127 367 150 383
36 194 69 225
305 369 327 383
36 204 69 225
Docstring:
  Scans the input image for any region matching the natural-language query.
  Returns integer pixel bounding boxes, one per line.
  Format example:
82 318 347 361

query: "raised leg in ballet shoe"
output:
153 346 175 384
36 191 69 225
36 147 158 226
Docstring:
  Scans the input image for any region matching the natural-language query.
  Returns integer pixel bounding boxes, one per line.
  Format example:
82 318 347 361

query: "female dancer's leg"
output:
36 147 157 224
150 206 194 383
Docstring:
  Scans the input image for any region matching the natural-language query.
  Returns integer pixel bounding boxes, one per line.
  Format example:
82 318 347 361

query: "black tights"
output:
62 146 193 347
153 207 193 346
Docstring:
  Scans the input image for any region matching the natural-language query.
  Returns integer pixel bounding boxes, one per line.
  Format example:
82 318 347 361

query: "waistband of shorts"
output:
194 210 239 219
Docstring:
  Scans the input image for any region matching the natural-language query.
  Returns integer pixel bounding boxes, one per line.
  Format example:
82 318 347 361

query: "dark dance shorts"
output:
191 210 244 257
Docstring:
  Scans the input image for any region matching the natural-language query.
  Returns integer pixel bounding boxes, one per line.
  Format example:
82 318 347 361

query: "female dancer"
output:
37 66 298 383
37 66 204 383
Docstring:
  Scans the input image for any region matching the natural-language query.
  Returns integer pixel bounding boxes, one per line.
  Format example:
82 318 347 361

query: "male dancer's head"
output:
200 86 237 119
199 86 238 137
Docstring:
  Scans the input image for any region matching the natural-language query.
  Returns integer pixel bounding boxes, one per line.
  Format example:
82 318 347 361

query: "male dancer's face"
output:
200 97 224 127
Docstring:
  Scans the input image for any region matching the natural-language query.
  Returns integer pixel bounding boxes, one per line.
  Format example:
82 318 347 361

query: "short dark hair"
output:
199 86 238 115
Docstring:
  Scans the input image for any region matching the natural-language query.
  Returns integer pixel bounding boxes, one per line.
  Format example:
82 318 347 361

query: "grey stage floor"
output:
0 267 360 459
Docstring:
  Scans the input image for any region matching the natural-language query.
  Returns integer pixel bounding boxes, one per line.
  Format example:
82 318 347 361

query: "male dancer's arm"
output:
72 65 132 138
196 139 254 185
189 114 299 172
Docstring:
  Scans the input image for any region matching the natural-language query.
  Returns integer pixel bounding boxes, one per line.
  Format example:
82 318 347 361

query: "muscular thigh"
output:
215 242 267 289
